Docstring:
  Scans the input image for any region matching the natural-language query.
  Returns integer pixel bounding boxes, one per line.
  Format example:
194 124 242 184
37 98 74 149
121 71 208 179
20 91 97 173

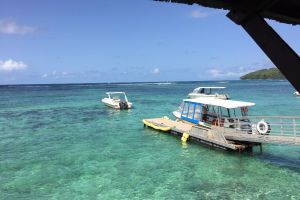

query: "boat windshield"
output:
110 93 126 101
180 101 203 124
192 88 207 94
177 101 184 113
193 88 224 95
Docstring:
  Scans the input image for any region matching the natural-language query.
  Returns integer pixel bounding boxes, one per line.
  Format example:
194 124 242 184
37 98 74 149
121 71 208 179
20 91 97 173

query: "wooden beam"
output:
227 0 279 24
228 11 300 91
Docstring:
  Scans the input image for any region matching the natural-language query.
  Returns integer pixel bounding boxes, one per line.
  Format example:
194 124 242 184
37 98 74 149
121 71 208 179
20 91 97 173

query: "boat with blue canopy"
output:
173 97 260 133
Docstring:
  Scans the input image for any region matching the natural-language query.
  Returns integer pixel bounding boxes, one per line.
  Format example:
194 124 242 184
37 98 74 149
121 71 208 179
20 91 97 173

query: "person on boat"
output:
202 106 208 122
241 107 248 117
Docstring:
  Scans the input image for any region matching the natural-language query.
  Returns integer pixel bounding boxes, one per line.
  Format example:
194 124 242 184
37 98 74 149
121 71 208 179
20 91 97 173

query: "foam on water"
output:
0 80 300 199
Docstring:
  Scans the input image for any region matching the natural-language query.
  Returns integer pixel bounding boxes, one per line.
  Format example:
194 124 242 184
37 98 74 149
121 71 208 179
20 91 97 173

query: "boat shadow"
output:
242 148 300 173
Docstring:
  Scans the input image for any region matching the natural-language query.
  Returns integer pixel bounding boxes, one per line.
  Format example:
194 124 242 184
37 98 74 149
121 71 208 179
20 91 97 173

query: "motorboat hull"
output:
101 98 133 109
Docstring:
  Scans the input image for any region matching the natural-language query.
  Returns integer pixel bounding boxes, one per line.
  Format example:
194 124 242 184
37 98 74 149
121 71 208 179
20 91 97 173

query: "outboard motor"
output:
119 100 128 110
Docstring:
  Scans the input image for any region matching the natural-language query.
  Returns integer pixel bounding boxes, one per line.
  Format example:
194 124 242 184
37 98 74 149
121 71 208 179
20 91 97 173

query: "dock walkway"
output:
143 117 300 151
143 117 241 150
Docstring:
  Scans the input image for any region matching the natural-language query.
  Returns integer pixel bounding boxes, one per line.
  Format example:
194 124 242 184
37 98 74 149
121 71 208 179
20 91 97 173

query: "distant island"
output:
240 67 286 80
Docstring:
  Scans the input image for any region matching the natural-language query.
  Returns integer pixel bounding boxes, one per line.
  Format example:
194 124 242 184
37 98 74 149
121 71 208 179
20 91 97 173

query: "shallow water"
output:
0 81 300 199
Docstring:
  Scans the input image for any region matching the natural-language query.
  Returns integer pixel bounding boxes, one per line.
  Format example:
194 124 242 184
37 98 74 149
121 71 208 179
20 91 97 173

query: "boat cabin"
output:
106 92 128 102
188 86 229 99
174 98 255 130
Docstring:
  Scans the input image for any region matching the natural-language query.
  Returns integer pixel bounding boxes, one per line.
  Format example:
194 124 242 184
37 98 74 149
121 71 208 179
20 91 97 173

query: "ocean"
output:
0 80 300 199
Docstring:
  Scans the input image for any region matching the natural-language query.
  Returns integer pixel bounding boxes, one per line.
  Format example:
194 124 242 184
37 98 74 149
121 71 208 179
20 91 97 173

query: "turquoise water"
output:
0 81 300 199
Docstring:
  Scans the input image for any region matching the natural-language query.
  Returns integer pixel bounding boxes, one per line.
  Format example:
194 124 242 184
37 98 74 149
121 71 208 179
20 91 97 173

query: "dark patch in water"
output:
257 153 300 173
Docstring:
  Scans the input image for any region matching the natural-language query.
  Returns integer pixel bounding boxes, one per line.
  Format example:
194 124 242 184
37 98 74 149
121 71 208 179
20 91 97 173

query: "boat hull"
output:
101 98 132 109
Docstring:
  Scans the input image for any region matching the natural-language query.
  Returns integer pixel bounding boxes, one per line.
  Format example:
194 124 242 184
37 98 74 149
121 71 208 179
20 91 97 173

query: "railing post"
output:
237 118 240 132
293 119 296 142
280 118 283 135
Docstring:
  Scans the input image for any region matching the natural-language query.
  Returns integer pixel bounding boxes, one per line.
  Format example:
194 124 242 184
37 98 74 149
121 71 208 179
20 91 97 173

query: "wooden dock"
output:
143 117 300 151
143 118 248 151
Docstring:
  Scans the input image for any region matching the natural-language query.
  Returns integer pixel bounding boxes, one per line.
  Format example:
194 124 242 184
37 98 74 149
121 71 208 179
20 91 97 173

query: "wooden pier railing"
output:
144 116 300 151
219 116 300 145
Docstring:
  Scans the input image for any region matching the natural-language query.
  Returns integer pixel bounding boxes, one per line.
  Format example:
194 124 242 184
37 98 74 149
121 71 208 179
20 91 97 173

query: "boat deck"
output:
144 118 192 133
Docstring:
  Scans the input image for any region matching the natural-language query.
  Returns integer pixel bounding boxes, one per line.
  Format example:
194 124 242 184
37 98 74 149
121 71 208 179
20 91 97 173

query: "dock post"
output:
259 144 263 154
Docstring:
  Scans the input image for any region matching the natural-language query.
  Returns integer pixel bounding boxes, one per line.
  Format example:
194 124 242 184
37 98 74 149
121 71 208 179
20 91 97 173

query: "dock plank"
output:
144 118 192 133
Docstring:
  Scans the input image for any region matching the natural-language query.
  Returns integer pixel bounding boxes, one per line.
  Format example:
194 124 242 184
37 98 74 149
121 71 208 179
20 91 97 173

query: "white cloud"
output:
189 10 209 19
151 68 160 74
0 59 27 72
41 71 70 79
0 19 37 35
207 69 223 77
42 73 48 78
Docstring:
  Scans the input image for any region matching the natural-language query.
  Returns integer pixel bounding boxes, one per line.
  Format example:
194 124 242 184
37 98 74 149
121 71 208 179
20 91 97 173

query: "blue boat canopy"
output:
180 101 203 124
179 97 255 124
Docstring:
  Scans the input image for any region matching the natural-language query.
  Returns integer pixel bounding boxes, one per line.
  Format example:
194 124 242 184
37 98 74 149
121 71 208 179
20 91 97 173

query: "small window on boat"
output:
220 107 230 118
204 105 209 112
207 105 217 117
207 88 211 94
194 104 202 121
181 102 189 117
187 103 195 119
177 102 184 113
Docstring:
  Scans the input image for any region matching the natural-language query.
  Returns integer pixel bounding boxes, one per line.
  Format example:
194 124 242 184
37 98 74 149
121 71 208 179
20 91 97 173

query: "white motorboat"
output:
188 86 229 99
294 91 300 96
101 92 133 109
172 97 263 133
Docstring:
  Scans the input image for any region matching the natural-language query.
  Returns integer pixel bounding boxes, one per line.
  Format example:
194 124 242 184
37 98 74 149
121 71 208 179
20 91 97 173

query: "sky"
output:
0 0 299 84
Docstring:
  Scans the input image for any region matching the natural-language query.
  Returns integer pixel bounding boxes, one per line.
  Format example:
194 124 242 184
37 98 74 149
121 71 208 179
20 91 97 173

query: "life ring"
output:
256 120 271 135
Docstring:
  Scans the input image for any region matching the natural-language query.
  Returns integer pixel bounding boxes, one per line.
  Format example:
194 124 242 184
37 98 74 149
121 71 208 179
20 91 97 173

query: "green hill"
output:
240 68 286 80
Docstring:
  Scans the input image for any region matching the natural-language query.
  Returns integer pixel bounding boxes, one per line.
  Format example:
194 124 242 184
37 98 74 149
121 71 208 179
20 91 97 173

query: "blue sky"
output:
0 0 299 84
